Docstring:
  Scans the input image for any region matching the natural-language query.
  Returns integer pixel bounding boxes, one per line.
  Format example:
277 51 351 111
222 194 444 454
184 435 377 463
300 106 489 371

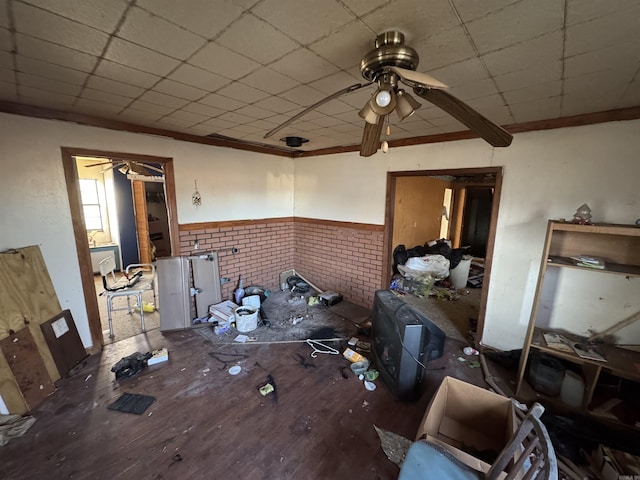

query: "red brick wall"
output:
178 217 384 308
293 218 384 308
178 219 294 301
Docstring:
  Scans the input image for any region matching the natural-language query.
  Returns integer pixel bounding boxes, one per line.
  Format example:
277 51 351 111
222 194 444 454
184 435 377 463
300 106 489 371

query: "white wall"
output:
295 120 640 350
2 112 639 351
0 113 294 348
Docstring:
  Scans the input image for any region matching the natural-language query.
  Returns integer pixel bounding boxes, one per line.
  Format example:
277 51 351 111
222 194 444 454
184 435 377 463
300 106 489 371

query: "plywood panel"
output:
0 327 55 411
392 176 451 249
0 246 60 382
40 310 88 377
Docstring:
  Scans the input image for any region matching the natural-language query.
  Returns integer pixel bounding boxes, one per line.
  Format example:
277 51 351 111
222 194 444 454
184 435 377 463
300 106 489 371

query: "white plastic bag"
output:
398 254 450 280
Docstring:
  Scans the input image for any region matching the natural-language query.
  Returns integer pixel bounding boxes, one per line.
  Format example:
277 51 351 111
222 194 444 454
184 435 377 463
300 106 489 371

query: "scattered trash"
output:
343 348 367 364
374 425 412 467
362 401 369 407
208 351 249 370
291 315 304 325
147 347 169 365
457 357 466 362
84 374 92 382
214 323 230 335
228 365 241 375
0 414 36 446
133 302 156 313
202 367 210 373
287 295 306 305
463 346 480 356
348 337 359 347
111 352 152 379
307 296 320 306
468 360 481 368
234 275 245 304
364 380 376 391
306 339 339 357
259 383 274 396
320 291 343 306
350 360 370 376
234 334 251 343
364 370 379 382
107 392 155 415
340 367 349 379
294 353 316 369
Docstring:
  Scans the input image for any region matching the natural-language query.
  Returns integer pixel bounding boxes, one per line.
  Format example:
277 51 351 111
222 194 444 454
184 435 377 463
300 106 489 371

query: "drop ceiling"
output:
0 0 639 155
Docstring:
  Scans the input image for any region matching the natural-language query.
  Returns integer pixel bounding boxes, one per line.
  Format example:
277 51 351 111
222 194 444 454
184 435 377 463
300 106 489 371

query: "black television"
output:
371 289 445 400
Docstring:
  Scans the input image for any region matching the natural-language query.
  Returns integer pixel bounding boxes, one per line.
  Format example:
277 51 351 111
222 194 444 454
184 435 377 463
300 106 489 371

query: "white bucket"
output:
560 370 585 407
449 255 472 290
242 294 261 308
234 306 258 333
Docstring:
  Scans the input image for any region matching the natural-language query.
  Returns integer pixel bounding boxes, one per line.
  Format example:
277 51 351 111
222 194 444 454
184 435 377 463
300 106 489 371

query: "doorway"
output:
383 167 503 346
61 148 179 350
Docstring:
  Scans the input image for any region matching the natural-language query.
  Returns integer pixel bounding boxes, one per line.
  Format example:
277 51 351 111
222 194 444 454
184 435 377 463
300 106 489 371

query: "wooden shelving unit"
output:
515 220 640 422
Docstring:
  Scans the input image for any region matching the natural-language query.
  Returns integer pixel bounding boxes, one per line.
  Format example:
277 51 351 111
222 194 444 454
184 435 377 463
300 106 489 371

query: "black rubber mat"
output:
107 392 155 415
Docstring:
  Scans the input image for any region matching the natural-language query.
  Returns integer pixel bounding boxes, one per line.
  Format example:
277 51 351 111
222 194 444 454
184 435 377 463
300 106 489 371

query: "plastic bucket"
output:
234 306 258 332
560 370 585 407
450 255 472 289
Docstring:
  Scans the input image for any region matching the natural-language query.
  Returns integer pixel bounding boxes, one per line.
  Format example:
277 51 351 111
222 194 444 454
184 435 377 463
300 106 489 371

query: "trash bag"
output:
398 254 450 280
392 245 408 273
111 352 152 380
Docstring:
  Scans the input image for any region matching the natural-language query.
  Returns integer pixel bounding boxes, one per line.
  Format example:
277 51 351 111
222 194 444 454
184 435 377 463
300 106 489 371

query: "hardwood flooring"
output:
0 327 483 480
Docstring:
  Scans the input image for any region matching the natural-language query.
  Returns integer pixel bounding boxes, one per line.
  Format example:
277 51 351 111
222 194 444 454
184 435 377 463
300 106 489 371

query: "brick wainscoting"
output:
178 217 385 308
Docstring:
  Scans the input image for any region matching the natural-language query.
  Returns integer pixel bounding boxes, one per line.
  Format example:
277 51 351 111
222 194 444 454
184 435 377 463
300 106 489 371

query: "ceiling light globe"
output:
375 90 392 107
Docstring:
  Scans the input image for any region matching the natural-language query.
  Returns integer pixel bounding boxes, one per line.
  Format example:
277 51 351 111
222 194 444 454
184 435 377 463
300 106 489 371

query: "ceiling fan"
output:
265 31 513 156
85 159 164 176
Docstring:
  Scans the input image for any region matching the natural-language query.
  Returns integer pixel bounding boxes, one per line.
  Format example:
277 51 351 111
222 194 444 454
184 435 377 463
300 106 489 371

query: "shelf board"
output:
550 221 640 236
531 328 640 382
546 256 640 276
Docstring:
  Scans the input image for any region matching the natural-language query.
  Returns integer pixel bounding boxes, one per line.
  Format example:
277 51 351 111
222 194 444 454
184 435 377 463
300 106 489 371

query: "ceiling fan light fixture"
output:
396 90 421 121
369 87 396 115
358 103 379 125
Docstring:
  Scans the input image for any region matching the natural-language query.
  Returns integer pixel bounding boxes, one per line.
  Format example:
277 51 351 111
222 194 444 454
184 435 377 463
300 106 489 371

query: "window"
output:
79 179 103 231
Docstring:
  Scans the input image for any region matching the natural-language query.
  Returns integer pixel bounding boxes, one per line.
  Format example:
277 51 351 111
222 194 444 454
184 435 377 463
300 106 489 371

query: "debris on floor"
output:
147 347 169 366
0 414 36 446
107 392 155 415
374 425 412 467
111 351 152 379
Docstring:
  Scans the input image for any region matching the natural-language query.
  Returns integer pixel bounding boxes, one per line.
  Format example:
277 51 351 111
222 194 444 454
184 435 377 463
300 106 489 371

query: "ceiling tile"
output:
16 56 88 85
309 20 373 70
85 75 146 98
465 0 564 54
0 27 12 51
503 80 562 104
494 61 562 92
617 79 640 108
0 67 14 83
13 2 110 56
448 78 499 101
19 0 129 32
563 69 632 101
451 0 521 23
104 38 181 77
17 72 82 96
154 78 207 101
19 85 76 105
182 101 226 117
565 41 640 79
189 43 260 79
216 82 270 103
252 95 300 114
138 90 190 110
80 87 132 107
117 7 206 61
217 14 298 64
155 116 196 129
16 34 99 72
482 31 562 78
73 98 124 115
168 108 210 124
308 71 363 95
234 104 276 120
168 63 230 92
116 108 163 123
198 92 246 111
565 6 640 57
0 80 18 100
562 93 621 117
565 0 640 26
125 99 176 116
200 116 238 130
314 99 353 116
510 96 561 122
269 48 340 83
0 0 7 28
216 110 255 124
411 25 477 72
339 0 389 17
253 0 354 45
240 67 300 95
280 84 326 106
94 59 161 89
0 50 13 69
137 0 246 38
361 0 459 43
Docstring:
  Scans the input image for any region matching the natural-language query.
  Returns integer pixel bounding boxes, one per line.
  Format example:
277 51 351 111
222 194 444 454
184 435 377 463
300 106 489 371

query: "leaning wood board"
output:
0 327 55 411
0 246 62 413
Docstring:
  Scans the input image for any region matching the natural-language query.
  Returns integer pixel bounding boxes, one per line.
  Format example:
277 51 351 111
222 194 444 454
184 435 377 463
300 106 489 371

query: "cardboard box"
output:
209 300 239 323
415 376 516 473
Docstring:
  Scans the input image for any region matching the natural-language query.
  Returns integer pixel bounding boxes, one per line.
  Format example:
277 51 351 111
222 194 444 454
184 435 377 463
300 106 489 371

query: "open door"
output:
132 180 152 264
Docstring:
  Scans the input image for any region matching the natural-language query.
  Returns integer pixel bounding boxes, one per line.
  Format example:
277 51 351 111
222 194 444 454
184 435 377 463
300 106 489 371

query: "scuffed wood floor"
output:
0 327 482 480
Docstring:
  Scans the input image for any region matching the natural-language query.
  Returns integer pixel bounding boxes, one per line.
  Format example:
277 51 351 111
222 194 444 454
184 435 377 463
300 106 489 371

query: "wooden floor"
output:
0 327 484 480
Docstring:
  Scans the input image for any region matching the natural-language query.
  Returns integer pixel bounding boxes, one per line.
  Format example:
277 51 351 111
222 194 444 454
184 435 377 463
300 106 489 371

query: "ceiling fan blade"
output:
264 82 373 140
389 66 448 90
413 87 513 147
100 162 124 173
127 162 153 176
85 160 112 168
360 119 384 157
140 163 164 174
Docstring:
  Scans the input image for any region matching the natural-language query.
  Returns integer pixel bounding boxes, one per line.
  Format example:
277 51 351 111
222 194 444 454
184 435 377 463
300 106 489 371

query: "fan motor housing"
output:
360 31 419 82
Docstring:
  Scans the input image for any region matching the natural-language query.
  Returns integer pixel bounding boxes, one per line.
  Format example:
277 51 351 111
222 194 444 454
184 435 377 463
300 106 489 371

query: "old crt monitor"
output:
371 289 445 400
